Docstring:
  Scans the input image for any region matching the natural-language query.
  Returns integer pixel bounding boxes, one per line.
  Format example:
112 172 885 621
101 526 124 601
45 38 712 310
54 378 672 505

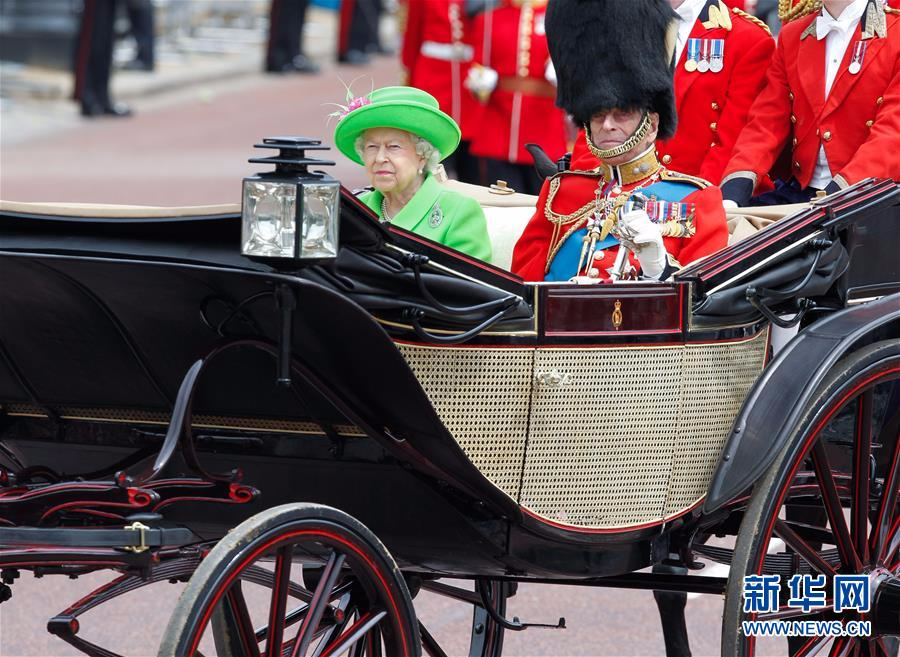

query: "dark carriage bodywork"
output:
1 178 898 584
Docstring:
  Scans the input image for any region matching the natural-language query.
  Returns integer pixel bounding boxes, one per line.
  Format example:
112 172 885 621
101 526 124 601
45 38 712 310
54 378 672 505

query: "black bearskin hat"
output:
546 0 679 139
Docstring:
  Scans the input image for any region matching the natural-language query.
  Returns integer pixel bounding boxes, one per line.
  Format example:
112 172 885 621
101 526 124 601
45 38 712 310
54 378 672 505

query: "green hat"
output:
332 86 461 166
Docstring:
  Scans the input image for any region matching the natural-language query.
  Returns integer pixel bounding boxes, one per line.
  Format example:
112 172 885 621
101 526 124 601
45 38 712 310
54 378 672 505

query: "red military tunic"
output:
569 1 774 185
722 5 900 189
511 154 729 282
468 0 567 165
401 0 480 140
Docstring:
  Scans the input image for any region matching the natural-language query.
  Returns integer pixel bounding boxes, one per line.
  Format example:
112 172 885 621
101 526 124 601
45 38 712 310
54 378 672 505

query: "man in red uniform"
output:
401 0 481 183
512 1 729 283
465 0 568 195
568 0 775 184
721 0 900 205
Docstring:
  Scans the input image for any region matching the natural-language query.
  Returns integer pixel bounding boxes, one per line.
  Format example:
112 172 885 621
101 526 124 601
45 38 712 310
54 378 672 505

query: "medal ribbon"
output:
688 38 700 63
851 41 867 72
713 39 723 62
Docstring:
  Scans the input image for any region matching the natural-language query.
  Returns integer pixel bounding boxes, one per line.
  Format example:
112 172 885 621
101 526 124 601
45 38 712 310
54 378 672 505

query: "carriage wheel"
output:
158 504 421 657
723 340 900 656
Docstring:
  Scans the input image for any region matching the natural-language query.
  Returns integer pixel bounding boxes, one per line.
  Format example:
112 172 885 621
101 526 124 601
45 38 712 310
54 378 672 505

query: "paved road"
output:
0 56 749 657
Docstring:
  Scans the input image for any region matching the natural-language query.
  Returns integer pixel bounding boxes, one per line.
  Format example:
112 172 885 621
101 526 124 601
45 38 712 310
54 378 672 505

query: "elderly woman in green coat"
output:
333 86 492 262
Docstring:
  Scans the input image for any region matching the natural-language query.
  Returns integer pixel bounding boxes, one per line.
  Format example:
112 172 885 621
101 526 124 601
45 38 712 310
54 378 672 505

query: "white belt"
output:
421 41 473 62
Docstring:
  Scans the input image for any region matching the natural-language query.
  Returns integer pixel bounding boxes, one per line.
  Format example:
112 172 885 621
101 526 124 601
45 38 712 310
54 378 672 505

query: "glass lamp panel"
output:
300 181 340 259
241 180 297 258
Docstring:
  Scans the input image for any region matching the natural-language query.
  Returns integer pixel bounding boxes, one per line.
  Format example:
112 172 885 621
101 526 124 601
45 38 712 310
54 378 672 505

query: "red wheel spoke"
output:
871 430 900 564
310 594 354 657
813 441 863 572
874 638 894 657
265 544 295 657
290 550 346 657
318 610 387 657
775 519 838 575
795 635 834 657
829 637 852 657
883 516 900 566
853 391 873 564
226 581 262 657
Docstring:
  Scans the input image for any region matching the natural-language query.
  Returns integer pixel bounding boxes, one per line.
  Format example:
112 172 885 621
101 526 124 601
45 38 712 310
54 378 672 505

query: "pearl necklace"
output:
380 197 393 223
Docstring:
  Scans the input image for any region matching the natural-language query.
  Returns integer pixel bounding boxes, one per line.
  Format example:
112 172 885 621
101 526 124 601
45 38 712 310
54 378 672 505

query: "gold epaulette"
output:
886 5 899 15
659 169 712 189
732 6 773 36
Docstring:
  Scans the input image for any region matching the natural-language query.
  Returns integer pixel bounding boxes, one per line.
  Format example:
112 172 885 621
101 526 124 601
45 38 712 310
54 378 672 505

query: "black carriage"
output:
0 138 898 656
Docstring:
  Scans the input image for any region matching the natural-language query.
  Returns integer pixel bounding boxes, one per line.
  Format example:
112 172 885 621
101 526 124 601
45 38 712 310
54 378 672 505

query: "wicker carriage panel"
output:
664 329 769 516
396 343 534 501
521 346 684 527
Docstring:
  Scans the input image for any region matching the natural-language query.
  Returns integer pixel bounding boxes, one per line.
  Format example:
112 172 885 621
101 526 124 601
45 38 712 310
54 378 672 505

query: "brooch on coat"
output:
429 205 444 228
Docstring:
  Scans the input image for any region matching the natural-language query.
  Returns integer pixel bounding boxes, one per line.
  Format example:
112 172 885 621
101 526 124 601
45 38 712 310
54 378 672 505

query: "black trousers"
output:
125 0 155 68
338 0 381 56
73 0 119 109
267 0 311 70
750 178 822 206
480 157 545 196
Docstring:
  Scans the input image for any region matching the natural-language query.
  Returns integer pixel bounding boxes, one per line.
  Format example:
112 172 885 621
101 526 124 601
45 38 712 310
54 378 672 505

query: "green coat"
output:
358 175 492 262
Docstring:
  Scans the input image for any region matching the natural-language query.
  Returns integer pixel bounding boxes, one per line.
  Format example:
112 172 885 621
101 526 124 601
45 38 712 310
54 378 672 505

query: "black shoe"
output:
366 43 395 56
103 102 133 117
81 102 107 117
338 49 370 65
121 59 153 72
82 102 132 118
290 54 320 74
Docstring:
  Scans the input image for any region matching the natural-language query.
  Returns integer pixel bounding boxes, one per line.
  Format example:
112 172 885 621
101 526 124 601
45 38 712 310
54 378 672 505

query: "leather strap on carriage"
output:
0 525 196 552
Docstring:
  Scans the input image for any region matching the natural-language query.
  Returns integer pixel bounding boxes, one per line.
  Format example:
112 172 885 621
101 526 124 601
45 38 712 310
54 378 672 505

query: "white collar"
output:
821 0 868 23
675 0 709 27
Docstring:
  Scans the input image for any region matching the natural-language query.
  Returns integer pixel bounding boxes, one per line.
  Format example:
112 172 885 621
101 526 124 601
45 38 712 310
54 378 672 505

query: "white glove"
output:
545 59 557 86
617 209 667 279
465 65 498 102
722 199 739 209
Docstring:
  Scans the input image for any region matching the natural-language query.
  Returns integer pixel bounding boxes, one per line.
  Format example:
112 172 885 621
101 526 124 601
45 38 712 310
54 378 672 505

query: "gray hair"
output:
354 130 442 174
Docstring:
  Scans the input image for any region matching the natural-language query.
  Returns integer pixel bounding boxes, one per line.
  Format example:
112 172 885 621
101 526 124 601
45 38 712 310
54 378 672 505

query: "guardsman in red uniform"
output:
465 0 568 195
721 0 900 205
512 0 728 284
401 0 481 183
569 0 775 184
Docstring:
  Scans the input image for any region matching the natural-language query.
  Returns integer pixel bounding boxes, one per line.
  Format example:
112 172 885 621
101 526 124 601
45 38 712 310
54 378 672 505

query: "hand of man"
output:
617 209 667 279
465 64 498 102
720 177 754 208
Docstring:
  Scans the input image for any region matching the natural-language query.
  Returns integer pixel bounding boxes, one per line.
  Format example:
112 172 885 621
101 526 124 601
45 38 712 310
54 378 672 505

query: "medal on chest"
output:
697 39 711 73
848 41 867 75
684 38 700 72
709 39 724 73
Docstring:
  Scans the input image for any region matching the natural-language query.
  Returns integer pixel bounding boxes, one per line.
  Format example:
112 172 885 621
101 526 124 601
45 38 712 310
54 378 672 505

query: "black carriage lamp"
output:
241 136 340 263
241 137 340 387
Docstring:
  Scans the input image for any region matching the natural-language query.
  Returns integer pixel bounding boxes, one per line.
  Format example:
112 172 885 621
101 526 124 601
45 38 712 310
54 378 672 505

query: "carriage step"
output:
0 524 196 551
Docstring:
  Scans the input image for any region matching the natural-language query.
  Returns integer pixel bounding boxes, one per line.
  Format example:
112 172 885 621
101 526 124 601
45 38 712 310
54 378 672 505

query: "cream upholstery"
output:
0 195 808 271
